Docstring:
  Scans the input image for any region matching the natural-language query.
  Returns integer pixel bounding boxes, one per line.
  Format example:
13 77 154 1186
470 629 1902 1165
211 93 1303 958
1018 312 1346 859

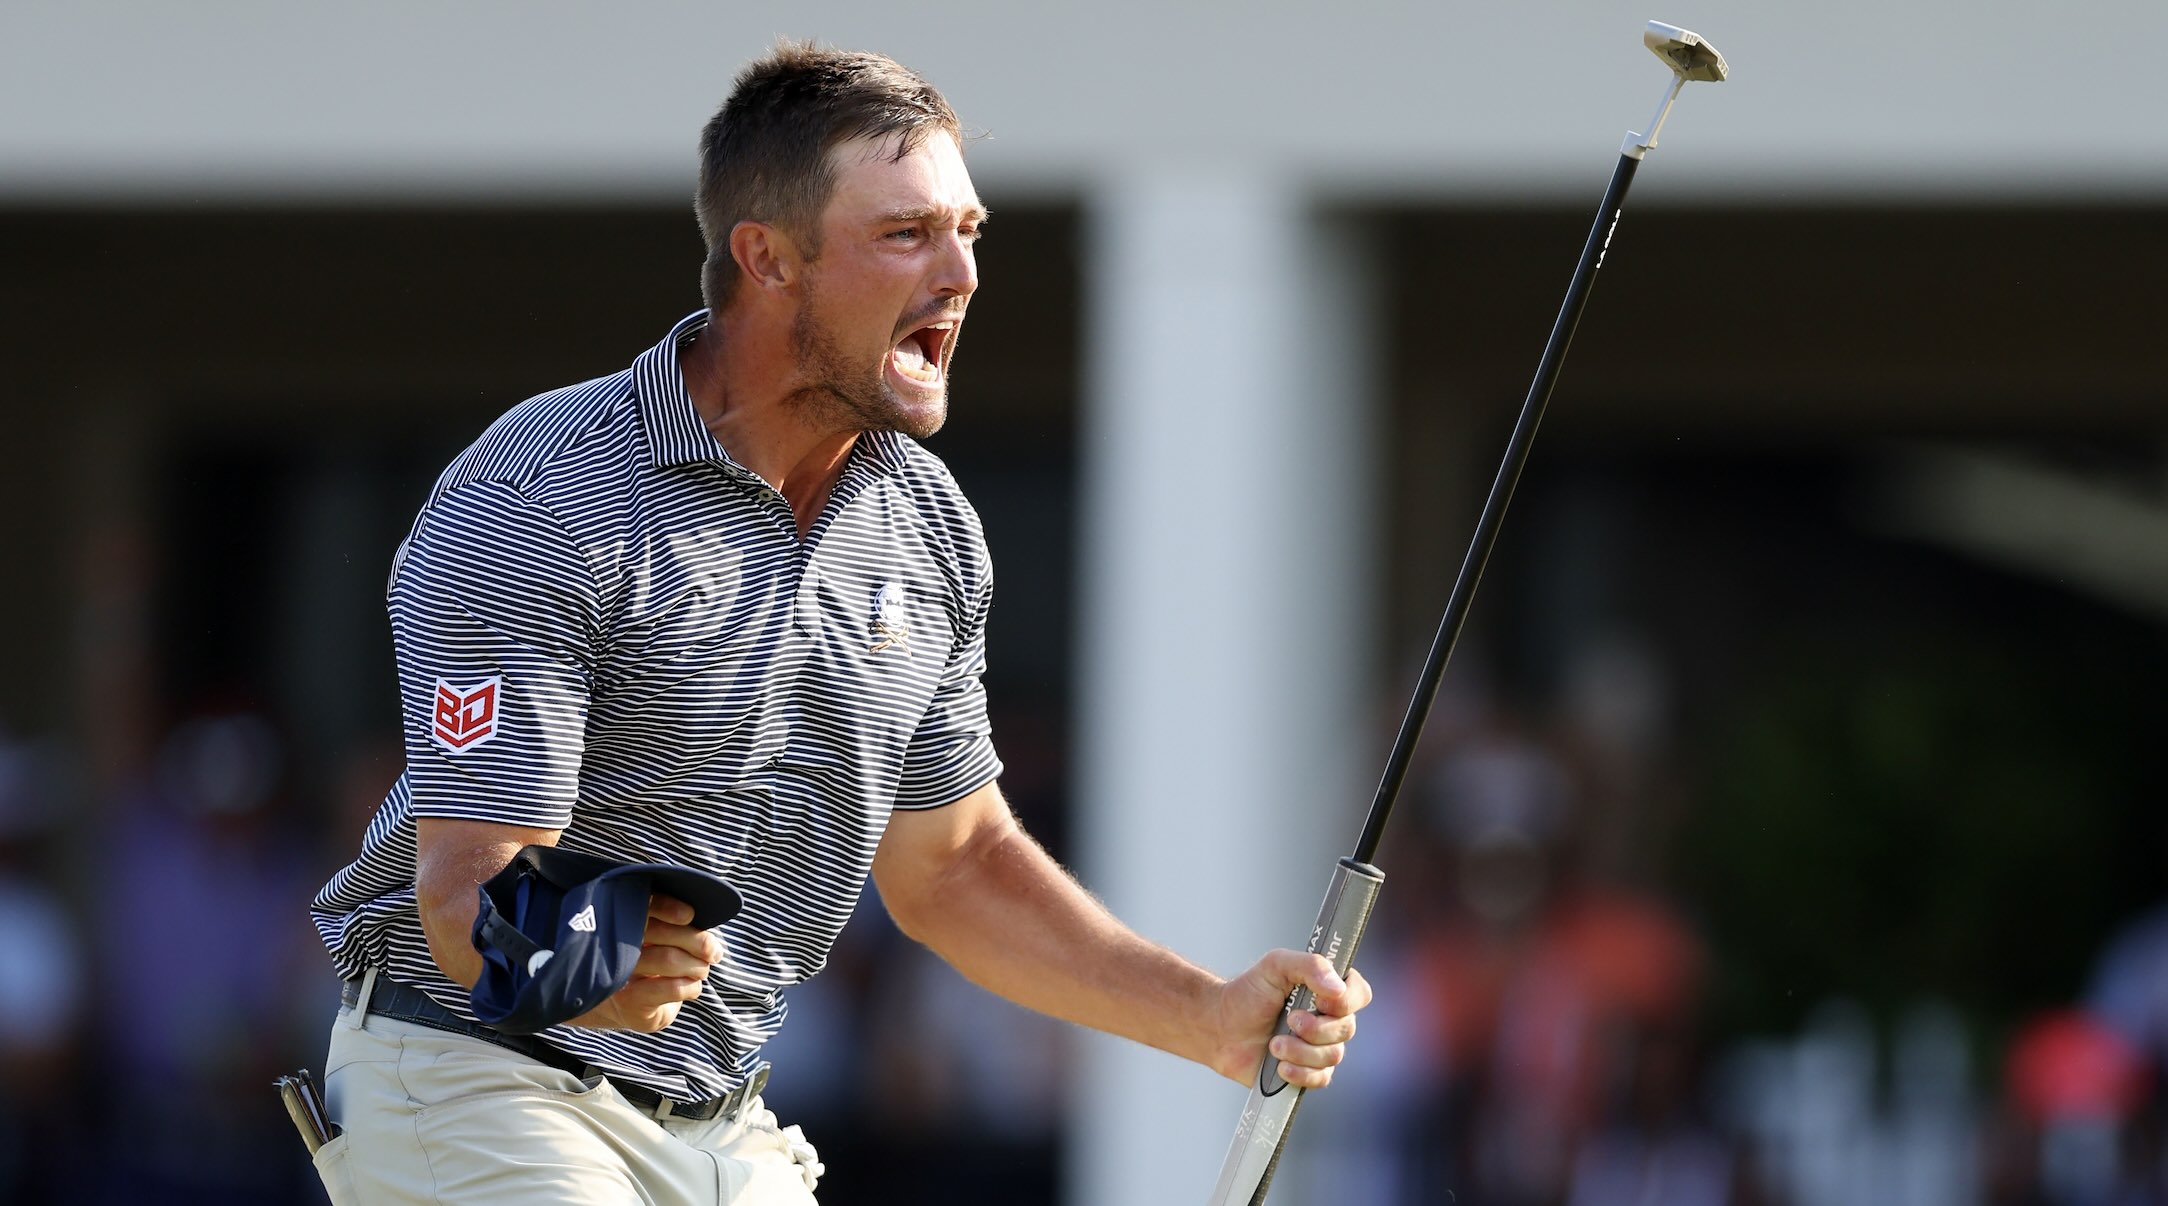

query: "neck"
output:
683 314 860 536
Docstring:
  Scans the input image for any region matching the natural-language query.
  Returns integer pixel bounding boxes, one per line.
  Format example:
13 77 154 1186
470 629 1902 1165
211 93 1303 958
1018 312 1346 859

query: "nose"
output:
934 230 978 300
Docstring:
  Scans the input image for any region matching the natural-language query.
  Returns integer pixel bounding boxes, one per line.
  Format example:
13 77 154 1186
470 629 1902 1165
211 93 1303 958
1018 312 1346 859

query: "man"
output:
309 42 1370 1204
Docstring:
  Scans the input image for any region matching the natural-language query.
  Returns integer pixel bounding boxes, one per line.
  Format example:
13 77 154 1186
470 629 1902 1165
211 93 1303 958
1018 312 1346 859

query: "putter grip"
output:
1205 857 1385 1206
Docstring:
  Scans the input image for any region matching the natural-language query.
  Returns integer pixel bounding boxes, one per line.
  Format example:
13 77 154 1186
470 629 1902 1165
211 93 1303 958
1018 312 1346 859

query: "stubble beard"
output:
786 279 948 441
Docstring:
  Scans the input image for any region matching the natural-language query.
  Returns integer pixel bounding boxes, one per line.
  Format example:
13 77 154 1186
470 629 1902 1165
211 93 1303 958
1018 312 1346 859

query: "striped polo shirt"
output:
311 311 1003 1099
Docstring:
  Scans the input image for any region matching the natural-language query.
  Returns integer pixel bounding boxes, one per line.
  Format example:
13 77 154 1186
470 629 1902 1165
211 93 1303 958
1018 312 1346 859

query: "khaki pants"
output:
315 1005 819 1204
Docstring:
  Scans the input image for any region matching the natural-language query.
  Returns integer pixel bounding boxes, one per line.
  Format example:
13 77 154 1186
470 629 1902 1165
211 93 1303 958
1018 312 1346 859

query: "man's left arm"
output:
870 780 1372 1087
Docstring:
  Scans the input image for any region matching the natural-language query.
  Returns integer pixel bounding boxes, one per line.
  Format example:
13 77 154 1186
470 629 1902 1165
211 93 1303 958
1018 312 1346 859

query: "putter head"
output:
1645 21 1728 83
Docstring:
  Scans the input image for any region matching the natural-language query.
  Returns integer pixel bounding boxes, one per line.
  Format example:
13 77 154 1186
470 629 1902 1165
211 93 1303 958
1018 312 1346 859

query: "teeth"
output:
892 336 939 383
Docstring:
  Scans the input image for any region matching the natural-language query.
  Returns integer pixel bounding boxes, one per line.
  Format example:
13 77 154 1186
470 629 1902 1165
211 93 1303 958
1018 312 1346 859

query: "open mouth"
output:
890 320 956 389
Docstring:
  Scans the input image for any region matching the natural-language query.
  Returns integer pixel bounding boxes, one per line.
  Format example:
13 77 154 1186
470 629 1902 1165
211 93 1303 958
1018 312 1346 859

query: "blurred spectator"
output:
0 736 89 1203
1567 1022 1731 1206
2052 831 2168 1206
2087 856 2168 1081
1728 1000 1980 1206
1989 1008 2154 1206
90 708 321 1204
1398 700 1713 1206
1470 877 1707 1204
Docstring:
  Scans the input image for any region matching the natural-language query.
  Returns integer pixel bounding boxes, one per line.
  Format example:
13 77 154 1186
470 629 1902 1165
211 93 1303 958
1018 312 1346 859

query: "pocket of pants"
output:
312 1132 359 1206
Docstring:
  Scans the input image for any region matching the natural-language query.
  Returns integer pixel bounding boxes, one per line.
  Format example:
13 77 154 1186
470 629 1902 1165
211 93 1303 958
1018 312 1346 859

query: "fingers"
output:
1286 1003 1358 1047
569 976 697 1033
647 894 696 926
1288 953 1371 1017
1262 951 1374 1089
641 893 725 969
1268 1025 1347 1089
1273 1000 1356 1088
1324 967 1374 1017
603 894 726 1031
591 993 686 1034
562 895 725 1033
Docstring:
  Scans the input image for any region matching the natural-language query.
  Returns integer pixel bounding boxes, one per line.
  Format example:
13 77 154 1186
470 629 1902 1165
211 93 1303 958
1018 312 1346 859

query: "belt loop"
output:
348 967 380 1030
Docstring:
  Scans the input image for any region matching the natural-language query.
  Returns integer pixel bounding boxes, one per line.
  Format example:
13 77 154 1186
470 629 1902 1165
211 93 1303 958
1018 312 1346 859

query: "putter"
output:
1205 22 1728 1205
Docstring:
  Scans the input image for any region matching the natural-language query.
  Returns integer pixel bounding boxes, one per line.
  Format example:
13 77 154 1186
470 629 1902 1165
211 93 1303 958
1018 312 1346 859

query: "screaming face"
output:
786 131 983 441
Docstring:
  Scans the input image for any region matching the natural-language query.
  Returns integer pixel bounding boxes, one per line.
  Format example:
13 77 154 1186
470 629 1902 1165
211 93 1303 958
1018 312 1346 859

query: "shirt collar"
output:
633 309 916 479
633 310 726 468
851 428 912 475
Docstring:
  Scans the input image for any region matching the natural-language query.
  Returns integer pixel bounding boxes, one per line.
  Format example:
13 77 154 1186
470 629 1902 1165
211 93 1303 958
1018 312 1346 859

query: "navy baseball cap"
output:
467 845 741 1036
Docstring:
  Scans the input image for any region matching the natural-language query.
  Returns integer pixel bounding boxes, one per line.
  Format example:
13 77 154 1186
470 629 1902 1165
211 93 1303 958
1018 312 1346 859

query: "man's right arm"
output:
414 817 722 1033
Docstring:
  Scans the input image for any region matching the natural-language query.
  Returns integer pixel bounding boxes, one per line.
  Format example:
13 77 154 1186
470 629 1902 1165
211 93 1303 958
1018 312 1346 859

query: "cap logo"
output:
433 677 501 751
870 582 912 656
567 904 597 933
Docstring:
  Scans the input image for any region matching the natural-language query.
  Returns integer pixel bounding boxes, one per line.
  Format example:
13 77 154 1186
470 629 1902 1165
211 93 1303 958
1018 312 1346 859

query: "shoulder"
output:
425 371 639 505
884 436 988 558
388 373 638 597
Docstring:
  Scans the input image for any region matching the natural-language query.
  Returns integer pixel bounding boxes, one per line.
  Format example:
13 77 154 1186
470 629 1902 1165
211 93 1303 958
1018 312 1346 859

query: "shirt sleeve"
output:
891 534 1003 810
388 479 600 829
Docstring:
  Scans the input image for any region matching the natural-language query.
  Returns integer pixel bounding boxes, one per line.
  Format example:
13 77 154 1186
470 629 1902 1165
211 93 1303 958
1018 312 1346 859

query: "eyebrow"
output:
875 202 991 227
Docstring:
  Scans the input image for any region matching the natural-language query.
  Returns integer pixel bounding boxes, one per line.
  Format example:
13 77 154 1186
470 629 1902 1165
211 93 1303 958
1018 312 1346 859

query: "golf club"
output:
1205 22 1729 1205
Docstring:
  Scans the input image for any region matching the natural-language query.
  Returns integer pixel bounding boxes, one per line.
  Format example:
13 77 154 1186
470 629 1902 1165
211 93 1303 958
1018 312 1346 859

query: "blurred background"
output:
4 1 2167 1203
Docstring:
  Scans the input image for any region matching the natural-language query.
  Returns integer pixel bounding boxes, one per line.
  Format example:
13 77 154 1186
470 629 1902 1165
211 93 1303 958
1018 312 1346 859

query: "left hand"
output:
1205 949 1373 1088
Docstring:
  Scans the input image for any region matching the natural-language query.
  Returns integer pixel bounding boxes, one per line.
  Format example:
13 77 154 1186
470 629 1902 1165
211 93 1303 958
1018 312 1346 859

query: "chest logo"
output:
870 583 912 656
432 677 501 751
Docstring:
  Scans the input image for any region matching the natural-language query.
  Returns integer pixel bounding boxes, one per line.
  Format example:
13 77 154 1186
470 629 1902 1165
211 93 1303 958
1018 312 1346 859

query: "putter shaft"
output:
1207 22 1728 1204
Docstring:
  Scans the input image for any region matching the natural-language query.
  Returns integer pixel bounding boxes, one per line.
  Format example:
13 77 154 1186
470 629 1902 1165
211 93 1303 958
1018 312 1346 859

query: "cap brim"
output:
515 846 743 931
608 864 742 931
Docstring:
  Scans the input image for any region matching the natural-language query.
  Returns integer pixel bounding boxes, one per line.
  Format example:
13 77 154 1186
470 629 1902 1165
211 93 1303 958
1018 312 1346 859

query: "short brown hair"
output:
695 42 962 311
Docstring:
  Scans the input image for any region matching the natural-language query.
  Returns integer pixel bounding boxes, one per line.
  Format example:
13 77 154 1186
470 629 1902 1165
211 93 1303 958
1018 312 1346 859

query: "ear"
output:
729 220 801 295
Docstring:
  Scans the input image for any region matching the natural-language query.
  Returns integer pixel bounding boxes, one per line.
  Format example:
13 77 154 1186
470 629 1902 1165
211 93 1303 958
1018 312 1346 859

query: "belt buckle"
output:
637 1061 770 1124
722 1062 771 1120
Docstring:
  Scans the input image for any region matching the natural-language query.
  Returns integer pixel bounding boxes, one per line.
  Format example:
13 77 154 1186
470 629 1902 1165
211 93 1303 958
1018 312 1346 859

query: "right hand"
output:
567 894 723 1032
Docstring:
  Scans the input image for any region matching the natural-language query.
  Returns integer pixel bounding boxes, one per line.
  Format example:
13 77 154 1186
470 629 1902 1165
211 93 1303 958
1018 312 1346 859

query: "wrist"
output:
1176 966 1236 1073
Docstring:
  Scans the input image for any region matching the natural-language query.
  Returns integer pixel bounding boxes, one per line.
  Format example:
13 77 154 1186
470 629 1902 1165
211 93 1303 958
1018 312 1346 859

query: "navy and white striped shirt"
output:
312 311 1003 1099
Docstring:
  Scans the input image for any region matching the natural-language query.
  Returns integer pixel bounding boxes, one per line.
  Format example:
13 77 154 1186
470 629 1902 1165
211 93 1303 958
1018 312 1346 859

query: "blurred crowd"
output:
0 706 1069 1206
0 636 2164 1206
1295 639 2168 1206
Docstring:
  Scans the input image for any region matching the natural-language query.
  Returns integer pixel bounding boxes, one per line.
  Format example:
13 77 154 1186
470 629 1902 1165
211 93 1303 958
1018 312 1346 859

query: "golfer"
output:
308 41 1371 1204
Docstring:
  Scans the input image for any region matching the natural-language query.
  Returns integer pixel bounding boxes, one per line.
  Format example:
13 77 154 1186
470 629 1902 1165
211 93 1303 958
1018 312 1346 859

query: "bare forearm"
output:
874 784 1369 1087
414 818 553 989
889 819 1224 1066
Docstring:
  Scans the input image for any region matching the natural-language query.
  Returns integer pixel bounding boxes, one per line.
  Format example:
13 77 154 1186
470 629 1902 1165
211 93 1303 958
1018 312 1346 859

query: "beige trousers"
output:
314 1005 819 1205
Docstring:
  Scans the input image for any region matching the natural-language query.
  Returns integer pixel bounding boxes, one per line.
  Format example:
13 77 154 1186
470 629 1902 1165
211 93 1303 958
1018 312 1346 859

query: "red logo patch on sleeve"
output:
432 677 501 750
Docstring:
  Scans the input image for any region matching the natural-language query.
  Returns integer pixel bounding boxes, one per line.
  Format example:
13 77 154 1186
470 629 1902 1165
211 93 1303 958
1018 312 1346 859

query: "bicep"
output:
871 780 1014 931
393 482 599 831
